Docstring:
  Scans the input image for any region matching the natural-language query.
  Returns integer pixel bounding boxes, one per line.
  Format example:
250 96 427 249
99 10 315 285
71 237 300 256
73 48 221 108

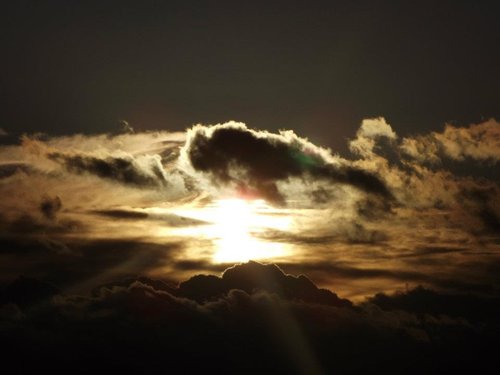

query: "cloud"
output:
39 195 62 220
119 120 134 134
0 131 192 244
0 276 60 308
0 162 31 179
16 132 179 189
180 121 392 204
1 263 498 374
91 208 150 219
344 118 500 242
401 119 500 164
349 117 397 158
47 151 170 188
177 261 352 307
369 285 500 326
0 120 498 325
0 237 185 291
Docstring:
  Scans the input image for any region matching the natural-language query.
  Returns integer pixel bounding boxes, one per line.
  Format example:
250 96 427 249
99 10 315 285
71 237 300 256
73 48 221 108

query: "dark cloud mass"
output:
183 122 391 204
1 262 499 374
178 261 351 307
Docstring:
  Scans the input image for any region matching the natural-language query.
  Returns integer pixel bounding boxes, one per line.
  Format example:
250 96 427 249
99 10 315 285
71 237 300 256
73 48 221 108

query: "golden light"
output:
171 198 292 263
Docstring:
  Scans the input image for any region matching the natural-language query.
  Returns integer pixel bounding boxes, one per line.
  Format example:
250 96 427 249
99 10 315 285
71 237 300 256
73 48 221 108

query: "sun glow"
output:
172 198 292 263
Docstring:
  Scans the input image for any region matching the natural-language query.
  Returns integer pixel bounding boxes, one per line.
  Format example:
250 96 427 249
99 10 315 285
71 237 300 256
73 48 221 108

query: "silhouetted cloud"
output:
177 261 352 307
1 263 498 374
369 285 500 323
0 237 183 289
0 276 60 308
181 122 392 204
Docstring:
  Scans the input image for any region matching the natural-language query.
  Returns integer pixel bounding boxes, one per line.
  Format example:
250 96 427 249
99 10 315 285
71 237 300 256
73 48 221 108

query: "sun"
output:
209 199 284 262
172 198 291 263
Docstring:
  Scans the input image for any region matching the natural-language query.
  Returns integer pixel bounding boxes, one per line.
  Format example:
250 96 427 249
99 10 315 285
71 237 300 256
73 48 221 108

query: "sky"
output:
1 1 500 373
2 1 500 150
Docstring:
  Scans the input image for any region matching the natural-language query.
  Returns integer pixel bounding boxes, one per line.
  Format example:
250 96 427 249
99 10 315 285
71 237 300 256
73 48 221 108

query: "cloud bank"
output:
1 262 498 374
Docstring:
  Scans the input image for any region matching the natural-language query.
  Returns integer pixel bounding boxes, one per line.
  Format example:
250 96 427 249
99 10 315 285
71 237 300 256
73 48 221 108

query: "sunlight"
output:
171 198 292 263
210 199 287 262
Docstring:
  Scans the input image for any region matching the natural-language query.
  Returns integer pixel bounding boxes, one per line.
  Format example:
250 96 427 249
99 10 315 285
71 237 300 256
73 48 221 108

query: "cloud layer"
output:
0 119 498 301
0 118 499 372
1 262 498 374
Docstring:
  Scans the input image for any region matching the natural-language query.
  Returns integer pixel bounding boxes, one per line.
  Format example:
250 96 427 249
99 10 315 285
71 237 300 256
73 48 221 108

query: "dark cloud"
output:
40 195 62 220
177 261 352 307
91 209 207 227
369 285 500 324
0 276 60 308
459 185 500 234
183 123 391 204
4 214 79 235
279 261 427 283
93 276 177 296
91 209 149 220
119 120 134 134
258 224 387 245
47 151 169 188
0 237 182 289
172 259 228 272
399 246 466 258
0 162 31 179
1 263 499 374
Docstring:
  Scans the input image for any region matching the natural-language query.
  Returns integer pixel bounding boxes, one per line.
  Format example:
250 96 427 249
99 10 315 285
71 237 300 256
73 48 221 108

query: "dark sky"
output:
1 0 499 151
